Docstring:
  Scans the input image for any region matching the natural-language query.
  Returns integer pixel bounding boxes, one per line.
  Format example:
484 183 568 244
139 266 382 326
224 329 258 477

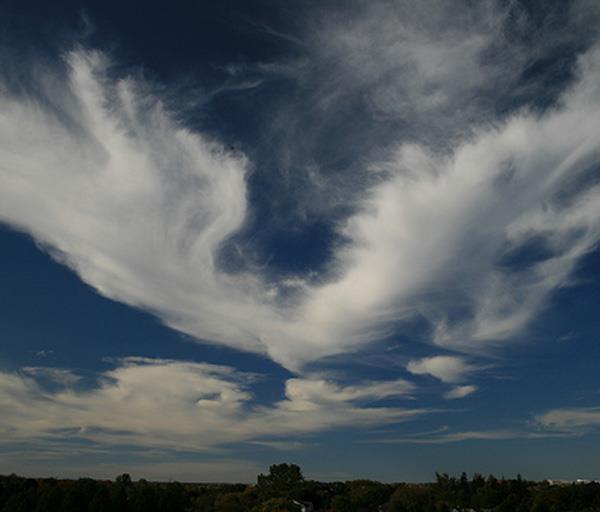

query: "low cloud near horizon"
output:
0 357 421 452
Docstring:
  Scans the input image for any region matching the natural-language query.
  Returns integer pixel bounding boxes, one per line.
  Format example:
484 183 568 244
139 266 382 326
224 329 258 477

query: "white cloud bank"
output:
0 358 420 451
1 41 600 369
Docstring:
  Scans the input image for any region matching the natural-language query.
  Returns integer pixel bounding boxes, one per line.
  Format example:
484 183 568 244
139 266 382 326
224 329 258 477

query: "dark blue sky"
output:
1 0 600 482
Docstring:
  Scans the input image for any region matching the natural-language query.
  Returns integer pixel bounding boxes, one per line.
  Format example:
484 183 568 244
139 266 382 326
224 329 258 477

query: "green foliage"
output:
89 486 112 512
255 496 295 511
387 484 436 512
34 481 62 512
330 493 353 511
116 474 133 487
158 482 189 512
215 491 246 512
347 480 392 511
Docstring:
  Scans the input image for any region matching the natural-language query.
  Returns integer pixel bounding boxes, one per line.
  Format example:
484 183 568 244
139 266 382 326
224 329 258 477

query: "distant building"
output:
546 479 600 486
292 499 314 512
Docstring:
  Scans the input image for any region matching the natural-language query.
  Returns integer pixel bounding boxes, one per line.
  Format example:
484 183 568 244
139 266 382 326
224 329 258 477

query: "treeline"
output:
2 464 600 511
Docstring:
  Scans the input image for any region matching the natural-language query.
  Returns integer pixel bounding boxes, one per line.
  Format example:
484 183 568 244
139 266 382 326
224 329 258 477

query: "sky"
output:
0 0 600 483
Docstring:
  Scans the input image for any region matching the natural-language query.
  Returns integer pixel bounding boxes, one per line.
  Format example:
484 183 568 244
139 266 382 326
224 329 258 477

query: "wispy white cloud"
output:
367 402 600 443
443 385 478 400
300 45 600 359
536 407 600 432
35 349 54 358
21 366 81 387
307 1 506 123
248 440 315 451
369 429 572 444
0 49 284 357
1 11 600 372
407 356 474 383
282 377 415 411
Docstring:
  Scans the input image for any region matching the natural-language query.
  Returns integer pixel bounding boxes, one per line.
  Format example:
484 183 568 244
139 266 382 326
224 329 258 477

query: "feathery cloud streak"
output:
1 31 600 370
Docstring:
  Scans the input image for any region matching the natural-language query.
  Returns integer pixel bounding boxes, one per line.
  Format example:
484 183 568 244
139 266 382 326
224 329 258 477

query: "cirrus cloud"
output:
1 16 600 372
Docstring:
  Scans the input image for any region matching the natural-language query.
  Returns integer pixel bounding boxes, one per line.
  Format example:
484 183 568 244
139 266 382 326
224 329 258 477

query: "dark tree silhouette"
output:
1 467 600 512
257 463 304 491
